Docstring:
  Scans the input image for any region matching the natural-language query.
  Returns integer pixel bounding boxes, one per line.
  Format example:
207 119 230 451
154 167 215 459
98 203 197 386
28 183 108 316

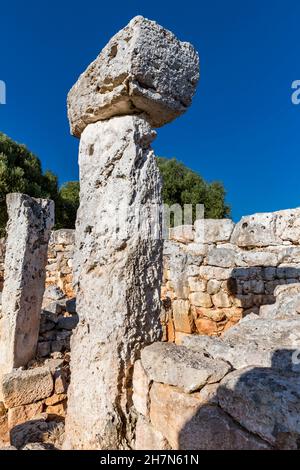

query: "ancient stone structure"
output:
134 283 300 450
65 17 199 449
162 208 300 339
0 194 54 378
45 230 75 298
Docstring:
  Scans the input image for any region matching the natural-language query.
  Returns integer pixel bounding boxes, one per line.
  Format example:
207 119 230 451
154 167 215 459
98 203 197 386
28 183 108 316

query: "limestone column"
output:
65 16 199 449
0 193 54 377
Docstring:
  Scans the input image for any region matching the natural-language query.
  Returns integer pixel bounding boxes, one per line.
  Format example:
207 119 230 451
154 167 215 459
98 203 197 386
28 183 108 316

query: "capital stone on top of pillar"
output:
67 15 200 138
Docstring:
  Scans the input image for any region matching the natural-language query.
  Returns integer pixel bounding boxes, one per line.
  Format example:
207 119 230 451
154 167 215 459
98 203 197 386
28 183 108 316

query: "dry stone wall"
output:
1 207 300 346
134 283 300 450
161 208 300 341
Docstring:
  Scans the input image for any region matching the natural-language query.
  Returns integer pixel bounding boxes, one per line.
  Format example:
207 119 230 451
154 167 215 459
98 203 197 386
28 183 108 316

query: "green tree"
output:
157 157 230 222
56 181 80 229
0 132 59 236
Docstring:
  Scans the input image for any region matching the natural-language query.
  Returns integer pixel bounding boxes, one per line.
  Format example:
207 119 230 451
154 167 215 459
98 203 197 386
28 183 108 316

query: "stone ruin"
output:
0 16 300 450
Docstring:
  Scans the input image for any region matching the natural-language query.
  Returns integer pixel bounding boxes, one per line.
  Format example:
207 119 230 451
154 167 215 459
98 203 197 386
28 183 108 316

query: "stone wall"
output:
161 208 300 341
45 230 75 299
2 207 300 343
0 230 75 299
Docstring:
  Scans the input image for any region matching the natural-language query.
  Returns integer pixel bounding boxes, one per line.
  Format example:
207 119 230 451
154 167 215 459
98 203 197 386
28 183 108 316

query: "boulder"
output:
217 367 300 448
141 342 231 393
149 382 270 450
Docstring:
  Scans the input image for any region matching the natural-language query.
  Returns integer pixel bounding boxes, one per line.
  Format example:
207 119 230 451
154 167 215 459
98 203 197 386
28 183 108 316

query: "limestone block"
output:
141 342 230 393
195 318 219 336
8 402 44 429
189 292 212 308
1 367 53 408
188 277 206 292
212 291 232 308
68 16 199 137
218 367 300 448
207 247 236 268
230 208 300 248
169 225 194 244
172 299 193 334
194 219 234 244
199 266 233 281
149 382 270 450
207 279 222 295
135 414 171 450
0 194 54 374
132 360 150 417
235 250 278 267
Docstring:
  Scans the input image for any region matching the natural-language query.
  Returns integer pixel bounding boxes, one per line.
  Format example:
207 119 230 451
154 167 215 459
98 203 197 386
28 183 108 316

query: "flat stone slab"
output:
149 382 270 450
217 367 300 448
1 367 53 408
182 317 300 372
68 16 199 136
141 342 231 393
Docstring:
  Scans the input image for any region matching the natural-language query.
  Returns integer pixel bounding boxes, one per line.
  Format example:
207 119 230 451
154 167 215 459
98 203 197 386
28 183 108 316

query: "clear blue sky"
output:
1 0 299 221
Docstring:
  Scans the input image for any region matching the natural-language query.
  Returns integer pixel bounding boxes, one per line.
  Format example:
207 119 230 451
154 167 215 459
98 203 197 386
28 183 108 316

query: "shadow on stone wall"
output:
178 349 300 450
227 266 300 314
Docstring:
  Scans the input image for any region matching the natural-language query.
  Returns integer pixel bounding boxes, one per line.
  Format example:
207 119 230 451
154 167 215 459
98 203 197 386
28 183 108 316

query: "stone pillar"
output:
65 16 199 449
0 194 54 377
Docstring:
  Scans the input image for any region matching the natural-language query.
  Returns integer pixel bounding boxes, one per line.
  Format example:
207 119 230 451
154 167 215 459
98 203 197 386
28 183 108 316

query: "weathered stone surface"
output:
189 292 212 308
65 115 163 449
141 342 230 393
195 219 234 244
207 247 236 268
0 194 54 375
68 16 199 137
150 383 270 450
132 360 150 417
172 300 193 333
211 291 232 308
135 415 171 450
218 367 300 448
260 283 300 319
169 225 194 244
235 250 278 267
199 266 233 281
8 402 44 429
1 367 53 408
231 208 300 248
183 317 300 372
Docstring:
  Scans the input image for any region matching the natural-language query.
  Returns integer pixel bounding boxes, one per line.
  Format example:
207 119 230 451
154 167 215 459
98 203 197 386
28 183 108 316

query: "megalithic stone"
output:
65 16 199 449
0 194 54 379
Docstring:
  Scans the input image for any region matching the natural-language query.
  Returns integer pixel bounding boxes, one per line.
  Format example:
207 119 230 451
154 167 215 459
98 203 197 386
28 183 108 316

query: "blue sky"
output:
0 0 299 221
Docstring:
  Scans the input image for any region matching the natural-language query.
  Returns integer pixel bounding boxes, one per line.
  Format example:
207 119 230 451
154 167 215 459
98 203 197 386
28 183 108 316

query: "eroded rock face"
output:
149 382 270 450
141 342 231 393
68 16 199 137
0 194 54 376
1 367 53 408
65 116 163 449
217 367 300 448
231 208 300 247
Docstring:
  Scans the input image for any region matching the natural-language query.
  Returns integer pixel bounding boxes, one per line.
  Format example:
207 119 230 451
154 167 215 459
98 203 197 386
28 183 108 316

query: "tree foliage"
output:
0 132 60 236
0 133 230 235
157 157 230 221
56 181 80 229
